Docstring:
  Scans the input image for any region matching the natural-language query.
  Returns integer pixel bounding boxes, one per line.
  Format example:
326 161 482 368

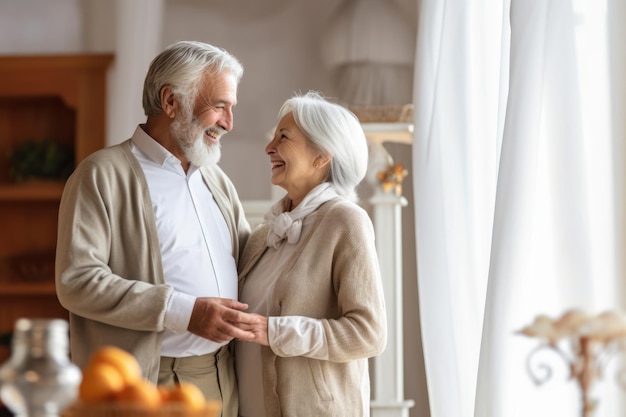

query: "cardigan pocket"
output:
308 359 333 402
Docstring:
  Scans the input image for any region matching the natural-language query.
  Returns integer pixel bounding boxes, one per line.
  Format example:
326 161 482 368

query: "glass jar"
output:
0 318 81 417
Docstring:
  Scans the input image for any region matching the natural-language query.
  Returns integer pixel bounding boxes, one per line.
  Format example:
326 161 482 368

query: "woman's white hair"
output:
142 40 244 116
278 91 368 201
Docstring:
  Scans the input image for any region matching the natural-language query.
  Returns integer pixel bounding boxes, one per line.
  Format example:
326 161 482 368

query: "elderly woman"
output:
235 91 387 417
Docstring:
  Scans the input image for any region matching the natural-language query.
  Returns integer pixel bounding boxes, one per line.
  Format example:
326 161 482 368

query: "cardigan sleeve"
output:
55 147 172 332
318 204 387 362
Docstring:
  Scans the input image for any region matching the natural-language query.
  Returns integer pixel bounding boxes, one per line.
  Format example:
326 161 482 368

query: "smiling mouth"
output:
204 129 220 144
271 160 285 171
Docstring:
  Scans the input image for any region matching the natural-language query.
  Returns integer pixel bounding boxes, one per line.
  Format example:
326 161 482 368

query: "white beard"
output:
170 105 223 167
183 129 222 167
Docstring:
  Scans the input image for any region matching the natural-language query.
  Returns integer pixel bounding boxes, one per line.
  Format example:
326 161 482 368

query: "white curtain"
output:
413 0 626 416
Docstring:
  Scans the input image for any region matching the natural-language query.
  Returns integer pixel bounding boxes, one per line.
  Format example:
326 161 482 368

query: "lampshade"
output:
320 0 415 69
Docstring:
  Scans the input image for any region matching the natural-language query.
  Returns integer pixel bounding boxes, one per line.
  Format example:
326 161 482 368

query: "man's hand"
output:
187 297 260 343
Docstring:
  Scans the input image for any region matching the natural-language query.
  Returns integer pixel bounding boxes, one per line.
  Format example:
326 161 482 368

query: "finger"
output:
220 322 256 341
210 333 232 343
227 311 261 324
210 323 238 343
234 322 257 331
218 298 249 311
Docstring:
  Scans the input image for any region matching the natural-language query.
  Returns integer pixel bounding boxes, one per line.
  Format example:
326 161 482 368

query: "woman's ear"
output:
314 155 332 169
160 85 178 118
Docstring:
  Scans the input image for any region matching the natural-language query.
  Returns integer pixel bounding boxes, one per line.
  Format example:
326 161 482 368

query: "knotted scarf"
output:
265 182 338 249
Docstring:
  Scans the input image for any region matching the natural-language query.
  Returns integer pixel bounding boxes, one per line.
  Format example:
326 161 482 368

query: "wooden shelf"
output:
0 54 112 334
0 181 65 201
0 54 114 110
0 282 56 296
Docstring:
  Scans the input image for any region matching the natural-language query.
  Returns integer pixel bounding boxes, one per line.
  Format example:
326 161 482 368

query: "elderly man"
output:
56 41 257 417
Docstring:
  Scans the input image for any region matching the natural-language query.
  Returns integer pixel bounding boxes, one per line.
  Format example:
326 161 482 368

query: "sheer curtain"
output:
413 0 626 416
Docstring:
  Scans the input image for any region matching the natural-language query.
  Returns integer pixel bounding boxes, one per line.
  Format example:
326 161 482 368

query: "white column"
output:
370 190 414 417
106 0 164 145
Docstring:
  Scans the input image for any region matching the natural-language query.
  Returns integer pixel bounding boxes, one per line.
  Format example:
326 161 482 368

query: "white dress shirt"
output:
130 126 238 357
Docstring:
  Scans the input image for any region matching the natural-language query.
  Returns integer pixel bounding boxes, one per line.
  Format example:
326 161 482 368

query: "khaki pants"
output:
158 345 238 417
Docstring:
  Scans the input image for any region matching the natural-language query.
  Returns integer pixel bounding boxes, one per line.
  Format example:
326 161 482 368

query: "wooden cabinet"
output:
0 54 113 360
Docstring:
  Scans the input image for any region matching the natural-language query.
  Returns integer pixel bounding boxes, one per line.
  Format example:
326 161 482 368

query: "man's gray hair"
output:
142 41 244 116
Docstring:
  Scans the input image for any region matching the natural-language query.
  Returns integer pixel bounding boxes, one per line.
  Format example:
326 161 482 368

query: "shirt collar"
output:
131 125 181 168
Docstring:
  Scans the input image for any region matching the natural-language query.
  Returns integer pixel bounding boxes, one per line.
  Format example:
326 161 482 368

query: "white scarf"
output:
265 183 338 249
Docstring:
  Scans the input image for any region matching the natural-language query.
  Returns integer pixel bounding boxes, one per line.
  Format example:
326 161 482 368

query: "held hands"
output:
188 297 261 343
235 313 269 346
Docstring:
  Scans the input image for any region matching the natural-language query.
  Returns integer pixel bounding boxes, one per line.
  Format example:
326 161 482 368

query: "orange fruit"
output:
87 346 142 385
79 362 125 403
115 379 161 409
157 385 171 402
166 382 206 411
78 346 144 403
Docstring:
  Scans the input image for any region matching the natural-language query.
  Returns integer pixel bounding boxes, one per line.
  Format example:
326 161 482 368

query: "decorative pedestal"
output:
521 310 626 417
370 191 414 417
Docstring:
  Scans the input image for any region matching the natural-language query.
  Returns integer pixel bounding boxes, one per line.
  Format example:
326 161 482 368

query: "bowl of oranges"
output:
63 346 221 417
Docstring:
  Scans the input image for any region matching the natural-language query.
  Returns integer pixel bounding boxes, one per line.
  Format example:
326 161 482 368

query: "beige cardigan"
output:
55 139 250 382
238 197 387 417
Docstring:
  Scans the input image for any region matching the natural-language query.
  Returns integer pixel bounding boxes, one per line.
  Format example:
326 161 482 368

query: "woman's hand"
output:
235 314 269 346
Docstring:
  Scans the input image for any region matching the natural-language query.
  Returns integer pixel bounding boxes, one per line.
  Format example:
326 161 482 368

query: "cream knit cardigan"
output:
238 197 387 417
55 139 250 382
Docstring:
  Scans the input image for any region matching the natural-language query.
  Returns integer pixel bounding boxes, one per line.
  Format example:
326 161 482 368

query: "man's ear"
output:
160 85 178 118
